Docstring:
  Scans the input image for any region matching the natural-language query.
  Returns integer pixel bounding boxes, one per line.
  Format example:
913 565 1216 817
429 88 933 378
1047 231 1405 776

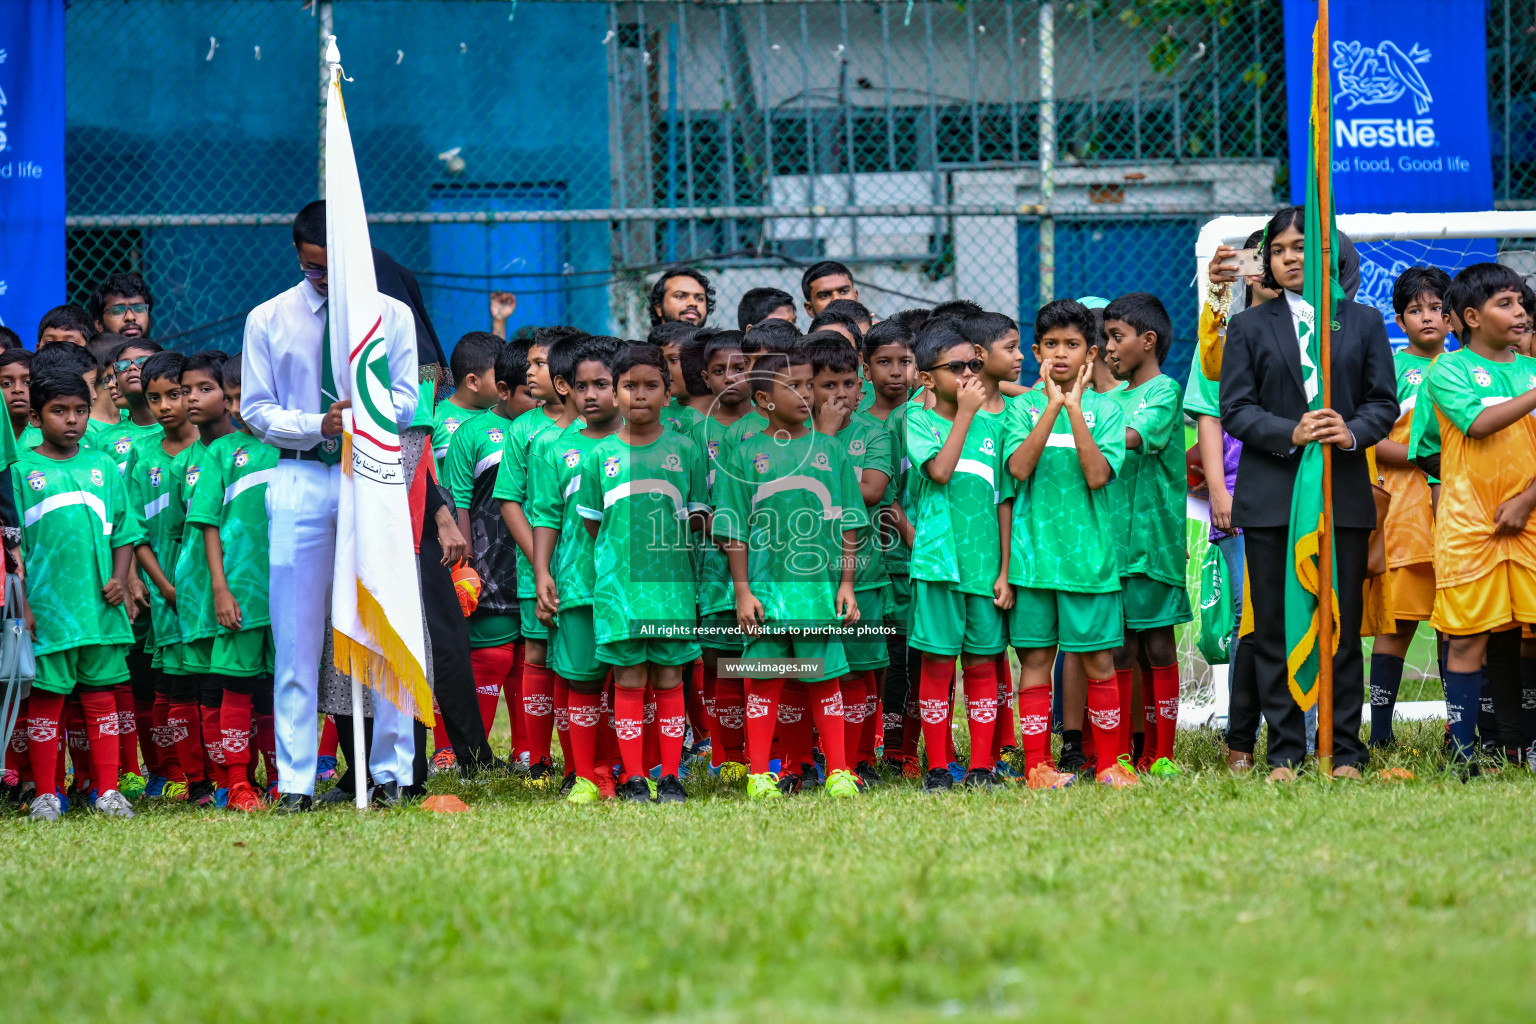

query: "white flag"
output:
324 36 432 725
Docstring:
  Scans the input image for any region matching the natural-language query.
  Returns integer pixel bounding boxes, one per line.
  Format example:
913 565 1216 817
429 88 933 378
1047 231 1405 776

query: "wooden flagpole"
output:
1315 0 1335 777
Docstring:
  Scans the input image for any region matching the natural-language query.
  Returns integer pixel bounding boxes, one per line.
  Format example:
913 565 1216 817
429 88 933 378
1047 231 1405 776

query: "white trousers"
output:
268 460 415 794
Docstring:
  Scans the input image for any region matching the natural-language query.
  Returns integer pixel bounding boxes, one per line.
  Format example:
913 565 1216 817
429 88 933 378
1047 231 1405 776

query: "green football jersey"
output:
527 423 604 612
724 409 770 449
711 430 868 627
1425 348 1536 434
1183 353 1220 418
835 412 894 591
445 410 520 624
660 399 705 437
1113 374 1186 586
17 424 42 450
12 446 141 656
904 404 1008 596
868 401 911 577
1005 388 1127 593
86 418 161 475
694 413 749 616
184 432 279 631
432 399 485 464
1407 350 1460 474
173 440 220 643
576 431 709 644
857 378 876 413
493 406 567 599
125 437 195 651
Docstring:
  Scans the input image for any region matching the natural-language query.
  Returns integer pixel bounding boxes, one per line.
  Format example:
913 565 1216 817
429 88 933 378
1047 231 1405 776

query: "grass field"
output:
5 720 1536 1024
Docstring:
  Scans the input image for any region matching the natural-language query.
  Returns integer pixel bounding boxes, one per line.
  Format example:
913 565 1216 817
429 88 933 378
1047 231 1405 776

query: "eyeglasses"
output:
923 358 985 375
105 303 149 317
112 355 150 373
300 262 327 281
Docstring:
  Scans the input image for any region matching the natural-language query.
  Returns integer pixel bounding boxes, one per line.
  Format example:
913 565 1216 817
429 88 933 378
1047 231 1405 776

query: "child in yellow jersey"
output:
1368 267 1450 748
1424 263 1536 766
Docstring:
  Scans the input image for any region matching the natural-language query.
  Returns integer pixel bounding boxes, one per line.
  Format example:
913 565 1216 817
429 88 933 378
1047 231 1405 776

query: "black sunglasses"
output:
923 357 985 375
112 355 150 373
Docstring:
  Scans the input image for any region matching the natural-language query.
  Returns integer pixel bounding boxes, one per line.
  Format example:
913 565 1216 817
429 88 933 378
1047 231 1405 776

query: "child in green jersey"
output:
723 318 802 448
184 355 279 812
1 348 36 452
808 338 893 785
904 320 1014 792
496 325 585 772
447 339 560 784
574 346 709 804
713 350 866 802
1102 292 1191 776
1006 299 1130 789
17 372 143 821
531 338 625 800
130 352 205 800
101 338 165 465
173 351 236 805
433 331 503 463
691 329 753 776
651 321 708 435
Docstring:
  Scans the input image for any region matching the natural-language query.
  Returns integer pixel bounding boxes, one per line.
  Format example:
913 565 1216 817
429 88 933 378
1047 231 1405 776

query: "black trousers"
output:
419 527 495 772
1243 525 1369 770
1225 635 1263 755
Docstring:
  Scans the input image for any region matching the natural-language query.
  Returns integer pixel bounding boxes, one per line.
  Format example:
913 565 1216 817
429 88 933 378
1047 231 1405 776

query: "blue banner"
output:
1284 0 1495 344
0 0 66 344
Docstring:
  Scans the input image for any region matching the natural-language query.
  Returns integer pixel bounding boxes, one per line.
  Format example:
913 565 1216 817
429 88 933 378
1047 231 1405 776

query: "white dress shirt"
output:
241 279 420 450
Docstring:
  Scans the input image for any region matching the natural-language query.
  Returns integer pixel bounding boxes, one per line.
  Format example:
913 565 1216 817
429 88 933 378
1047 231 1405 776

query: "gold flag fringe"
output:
1285 511 1341 711
332 581 435 727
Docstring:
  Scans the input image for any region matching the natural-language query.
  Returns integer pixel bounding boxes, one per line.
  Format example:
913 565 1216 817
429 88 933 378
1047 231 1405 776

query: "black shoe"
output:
528 761 556 786
776 772 801 796
400 782 427 800
655 775 687 803
619 776 652 803
964 767 1003 789
273 792 313 814
558 771 577 798
854 760 883 786
317 785 356 804
187 780 217 808
371 781 401 808
923 768 954 791
1058 744 1088 775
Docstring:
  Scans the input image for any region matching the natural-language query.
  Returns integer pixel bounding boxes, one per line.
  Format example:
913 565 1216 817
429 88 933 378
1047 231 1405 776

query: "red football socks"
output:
612 686 647 782
112 684 141 777
553 678 574 772
133 693 159 776
78 688 122 797
992 653 1015 760
319 714 339 758
25 691 66 795
431 697 451 753
917 656 954 772
565 688 601 783
1150 662 1180 763
854 671 880 766
10 696 29 787
1115 669 1135 762
1086 676 1124 766
806 679 849 774
656 684 687 779
255 712 277 785
962 661 999 771
683 659 708 737
199 704 228 789
152 695 184 783
522 661 556 766
642 685 660 775
777 683 813 776
1018 686 1053 771
711 675 745 765
595 683 620 776
841 673 868 766
743 678 783 774
220 691 254 781
167 701 205 786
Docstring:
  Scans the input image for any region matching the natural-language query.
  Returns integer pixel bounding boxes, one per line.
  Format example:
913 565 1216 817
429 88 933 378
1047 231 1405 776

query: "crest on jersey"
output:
25 470 45 492
114 438 132 456
445 418 461 435
1528 375 1536 391
978 437 996 456
186 466 201 487
848 438 866 456
707 440 719 460
663 453 683 472
233 447 249 468
488 428 504 445
149 467 162 488
812 452 830 470
603 455 621 478
1027 406 1041 425
1406 369 1423 386
753 453 770 474
90 469 104 486
1475 369 1492 387
1083 410 1097 428
562 448 581 469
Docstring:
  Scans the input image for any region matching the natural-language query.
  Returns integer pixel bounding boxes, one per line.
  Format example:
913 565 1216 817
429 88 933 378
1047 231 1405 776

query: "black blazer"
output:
1218 295 1398 531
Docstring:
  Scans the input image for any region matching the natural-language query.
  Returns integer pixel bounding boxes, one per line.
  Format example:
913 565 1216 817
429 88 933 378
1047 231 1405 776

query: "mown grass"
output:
3 720 1533 1024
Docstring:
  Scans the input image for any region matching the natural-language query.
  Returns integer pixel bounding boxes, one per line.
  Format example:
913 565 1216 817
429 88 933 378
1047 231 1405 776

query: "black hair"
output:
30 371 91 413
183 350 228 384
1102 292 1173 364
107 337 162 367
861 317 916 361
32 341 96 380
449 331 504 384
1391 266 1453 317
0 348 32 372
221 354 243 392
747 349 813 405
677 331 714 397
700 327 746 364
957 311 1019 351
740 317 801 356
530 325 586 354
1522 283 1536 322
648 267 715 327
1258 206 1305 293
801 260 853 301
1032 298 1098 347
495 334 531 391
88 272 154 323
87 333 128 371
808 306 865 342
141 351 188 389
931 299 985 320
37 304 95 344
552 336 622 393
821 298 872 324
738 286 796 331
889 308 932 334
0 326 20 352
293 199 326 249
1449 262 1528 324
613 344 671 389
914 317 973 372
647 320 698 350
806 334 863 377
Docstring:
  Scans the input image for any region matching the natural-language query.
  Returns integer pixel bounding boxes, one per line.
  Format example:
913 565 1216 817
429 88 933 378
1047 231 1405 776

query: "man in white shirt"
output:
242 201 421 811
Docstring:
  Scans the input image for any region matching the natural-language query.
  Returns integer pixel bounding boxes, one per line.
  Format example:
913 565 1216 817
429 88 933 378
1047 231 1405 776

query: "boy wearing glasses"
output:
903 318 1013 791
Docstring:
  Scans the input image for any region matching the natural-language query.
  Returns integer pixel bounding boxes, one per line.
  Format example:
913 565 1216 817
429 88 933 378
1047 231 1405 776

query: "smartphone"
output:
1224 246 1265 279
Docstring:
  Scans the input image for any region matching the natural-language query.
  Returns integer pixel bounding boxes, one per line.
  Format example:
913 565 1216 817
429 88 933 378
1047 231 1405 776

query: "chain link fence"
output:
62 0 1536 364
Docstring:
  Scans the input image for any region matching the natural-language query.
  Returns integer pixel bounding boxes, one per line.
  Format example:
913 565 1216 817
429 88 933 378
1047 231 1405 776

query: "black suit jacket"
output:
1218 295 1398 531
